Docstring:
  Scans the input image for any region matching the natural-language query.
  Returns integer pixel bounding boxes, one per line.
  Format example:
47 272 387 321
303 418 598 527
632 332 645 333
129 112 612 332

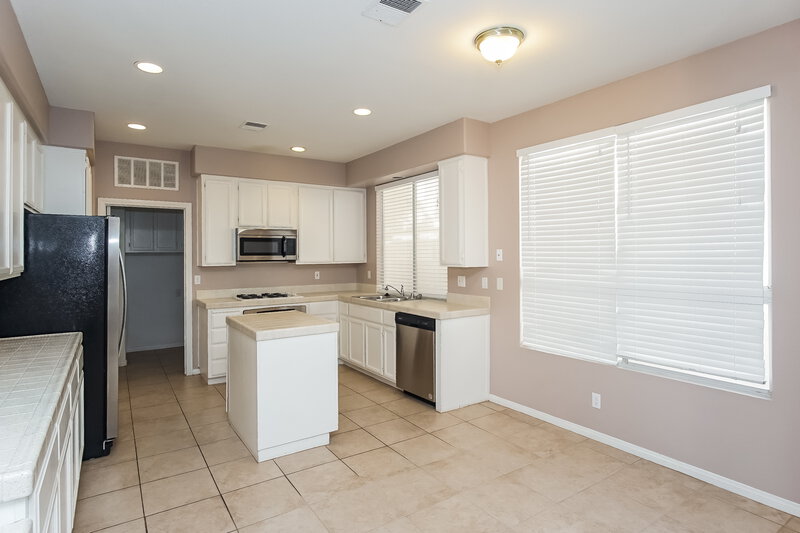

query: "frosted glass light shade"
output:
474 27 525 65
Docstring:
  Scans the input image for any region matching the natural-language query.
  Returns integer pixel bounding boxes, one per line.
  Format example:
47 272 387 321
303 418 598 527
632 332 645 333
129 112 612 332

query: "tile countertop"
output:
227 311 339 341
196 290 489 320
0 332 82 502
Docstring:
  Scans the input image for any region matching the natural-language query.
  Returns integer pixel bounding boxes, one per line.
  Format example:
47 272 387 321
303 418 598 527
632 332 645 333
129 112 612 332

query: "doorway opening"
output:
99 198 194 375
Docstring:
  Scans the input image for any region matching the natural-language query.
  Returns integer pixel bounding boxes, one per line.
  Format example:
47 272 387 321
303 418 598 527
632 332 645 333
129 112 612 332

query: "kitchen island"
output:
225 311 338 462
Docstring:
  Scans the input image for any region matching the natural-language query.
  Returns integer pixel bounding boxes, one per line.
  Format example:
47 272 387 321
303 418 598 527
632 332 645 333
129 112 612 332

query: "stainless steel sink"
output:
355 295 404 302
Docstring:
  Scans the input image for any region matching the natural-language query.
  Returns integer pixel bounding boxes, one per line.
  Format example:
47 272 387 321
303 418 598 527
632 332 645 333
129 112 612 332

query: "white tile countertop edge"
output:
226 311 339 341
0 333 82 503
196 289 490 320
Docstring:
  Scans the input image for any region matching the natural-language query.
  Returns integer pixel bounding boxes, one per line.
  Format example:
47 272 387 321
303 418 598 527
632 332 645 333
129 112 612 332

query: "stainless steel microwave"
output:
236 228 297 262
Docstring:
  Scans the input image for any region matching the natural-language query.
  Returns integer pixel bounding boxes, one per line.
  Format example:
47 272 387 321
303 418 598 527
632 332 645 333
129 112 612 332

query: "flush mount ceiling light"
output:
353 108 372 116
291 146 306 152
474 26 525 65
127 123 146 130
134 61 163 74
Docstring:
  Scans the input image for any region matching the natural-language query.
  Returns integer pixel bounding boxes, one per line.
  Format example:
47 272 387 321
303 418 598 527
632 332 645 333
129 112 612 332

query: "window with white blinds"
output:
377 173 448 298
518 86 771 394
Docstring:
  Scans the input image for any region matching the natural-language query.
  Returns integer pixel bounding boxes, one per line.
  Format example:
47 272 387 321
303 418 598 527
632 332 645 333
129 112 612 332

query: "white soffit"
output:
9 0 800 163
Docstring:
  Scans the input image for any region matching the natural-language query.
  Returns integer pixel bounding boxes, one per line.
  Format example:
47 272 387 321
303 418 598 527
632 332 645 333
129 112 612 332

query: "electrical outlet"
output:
496 249 504 261
457 275 466 287
193 275 201 285
481 277 488 289
367 270 372 280
496 277 504 290
592 392 602 409
314 271 320 280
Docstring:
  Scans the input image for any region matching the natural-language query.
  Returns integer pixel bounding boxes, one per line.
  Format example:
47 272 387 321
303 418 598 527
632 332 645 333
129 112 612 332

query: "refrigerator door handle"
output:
118 253 128 354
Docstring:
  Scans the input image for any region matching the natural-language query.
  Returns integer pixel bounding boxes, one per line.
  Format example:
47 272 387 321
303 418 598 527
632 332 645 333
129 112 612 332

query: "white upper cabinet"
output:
297 186 367 265
438 155 489 267
200 175 237 266
42 146 90 215
0 81 13 279
237 179 268 228
9 101 26 278
332 188 366 263
22 122 43 213
267 183 298 229
297 186 333 264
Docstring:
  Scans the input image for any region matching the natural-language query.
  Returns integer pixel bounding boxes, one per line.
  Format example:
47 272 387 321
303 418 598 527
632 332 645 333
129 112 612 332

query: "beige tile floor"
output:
74 348 799 533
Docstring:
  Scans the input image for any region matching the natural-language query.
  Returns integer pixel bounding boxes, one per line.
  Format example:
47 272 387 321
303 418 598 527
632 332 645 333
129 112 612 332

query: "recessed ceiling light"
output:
291 146 306 152
127 123 146 130
353 108 372 116
134 61 163 74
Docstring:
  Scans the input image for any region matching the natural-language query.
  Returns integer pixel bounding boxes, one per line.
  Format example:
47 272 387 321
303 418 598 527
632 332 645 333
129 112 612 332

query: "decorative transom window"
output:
115 156 179 191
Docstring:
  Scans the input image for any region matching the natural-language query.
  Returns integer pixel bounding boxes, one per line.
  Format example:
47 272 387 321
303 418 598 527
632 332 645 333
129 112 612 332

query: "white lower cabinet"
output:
339 303 396 383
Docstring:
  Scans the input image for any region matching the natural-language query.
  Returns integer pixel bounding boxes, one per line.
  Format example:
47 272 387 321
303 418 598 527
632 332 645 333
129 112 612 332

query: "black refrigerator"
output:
0 212 124 459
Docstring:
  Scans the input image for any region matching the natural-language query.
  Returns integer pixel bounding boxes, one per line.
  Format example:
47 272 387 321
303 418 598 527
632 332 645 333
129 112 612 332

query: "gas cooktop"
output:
235 292 294 300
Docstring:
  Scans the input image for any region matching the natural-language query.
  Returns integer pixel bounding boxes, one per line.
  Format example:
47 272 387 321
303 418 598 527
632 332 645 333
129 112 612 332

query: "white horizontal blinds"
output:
617 99 768 383
414 176 447 297
377 183 414 292
520 135 617 362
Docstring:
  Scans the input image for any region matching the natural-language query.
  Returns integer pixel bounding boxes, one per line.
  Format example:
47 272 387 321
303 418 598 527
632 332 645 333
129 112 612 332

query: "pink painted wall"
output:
445 20 799 502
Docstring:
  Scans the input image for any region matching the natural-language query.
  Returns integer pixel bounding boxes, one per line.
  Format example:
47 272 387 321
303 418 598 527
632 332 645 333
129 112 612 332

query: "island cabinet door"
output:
364 322 383 375
348 319 365 367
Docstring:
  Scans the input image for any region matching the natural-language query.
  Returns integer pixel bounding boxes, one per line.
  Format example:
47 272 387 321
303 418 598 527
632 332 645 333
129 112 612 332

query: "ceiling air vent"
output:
240 121 268 131
362 0 429 26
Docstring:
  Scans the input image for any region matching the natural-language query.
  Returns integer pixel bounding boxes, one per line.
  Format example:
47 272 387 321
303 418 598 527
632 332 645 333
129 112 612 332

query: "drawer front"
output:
382 310 396 326
211 310 242 328
308 301 338 315
56 389 70 451
210 358 227 377
349 304 382 323
210 327 228 345
35 431 59 530
210 343 228 360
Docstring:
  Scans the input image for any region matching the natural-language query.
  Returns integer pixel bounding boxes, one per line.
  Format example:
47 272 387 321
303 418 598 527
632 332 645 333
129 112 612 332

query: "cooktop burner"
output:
235 292 292 300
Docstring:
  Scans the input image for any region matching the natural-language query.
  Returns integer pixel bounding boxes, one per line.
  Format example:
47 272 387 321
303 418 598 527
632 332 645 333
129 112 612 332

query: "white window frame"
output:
518 86 772 398
376 171 448 299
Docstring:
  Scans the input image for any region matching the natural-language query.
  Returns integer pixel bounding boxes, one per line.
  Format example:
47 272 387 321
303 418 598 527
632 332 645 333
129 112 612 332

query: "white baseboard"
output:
126 342 184 353
489 394 800 517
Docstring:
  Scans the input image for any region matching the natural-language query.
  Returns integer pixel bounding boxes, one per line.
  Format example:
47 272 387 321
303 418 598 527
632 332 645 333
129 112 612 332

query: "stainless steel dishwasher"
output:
395 312 436 403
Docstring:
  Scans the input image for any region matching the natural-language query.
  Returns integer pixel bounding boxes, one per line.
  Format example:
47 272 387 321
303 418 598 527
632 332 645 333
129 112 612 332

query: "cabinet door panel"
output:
348 319 365 367
383 327 396 382
202 176 237 266
339 316 350 360
238 179 267 227
11 105 24 275
155 211 179 251
365 322 383 375
267 183 298 228
126 209 155 251
297 187 333 263
0 82 12 276
332 189 366 263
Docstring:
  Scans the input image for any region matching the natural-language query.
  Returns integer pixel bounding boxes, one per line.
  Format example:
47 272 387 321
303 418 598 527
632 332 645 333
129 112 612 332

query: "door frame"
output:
98 197 196 376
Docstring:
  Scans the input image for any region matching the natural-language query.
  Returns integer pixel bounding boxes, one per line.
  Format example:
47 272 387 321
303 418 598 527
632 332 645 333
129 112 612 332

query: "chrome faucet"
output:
383 284 406 298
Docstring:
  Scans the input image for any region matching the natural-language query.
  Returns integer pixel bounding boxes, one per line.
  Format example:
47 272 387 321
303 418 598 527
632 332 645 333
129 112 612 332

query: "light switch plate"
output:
314 271 320 280
367 270 372 280
496 249 503 261
481 277 488 289
496 277 504 290
193 275 201 285
457 275 466 287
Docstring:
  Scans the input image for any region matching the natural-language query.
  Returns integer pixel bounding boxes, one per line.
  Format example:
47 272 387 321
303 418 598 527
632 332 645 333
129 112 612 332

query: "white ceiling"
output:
10 0 800 163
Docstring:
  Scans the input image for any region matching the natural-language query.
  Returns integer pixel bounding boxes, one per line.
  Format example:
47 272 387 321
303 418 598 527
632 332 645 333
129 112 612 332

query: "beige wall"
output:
346 118 490 187
94 141 359 293
448 20 799 502
355 20 800 503
48 106 95 152
0 0 49 140
192 145 346 186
